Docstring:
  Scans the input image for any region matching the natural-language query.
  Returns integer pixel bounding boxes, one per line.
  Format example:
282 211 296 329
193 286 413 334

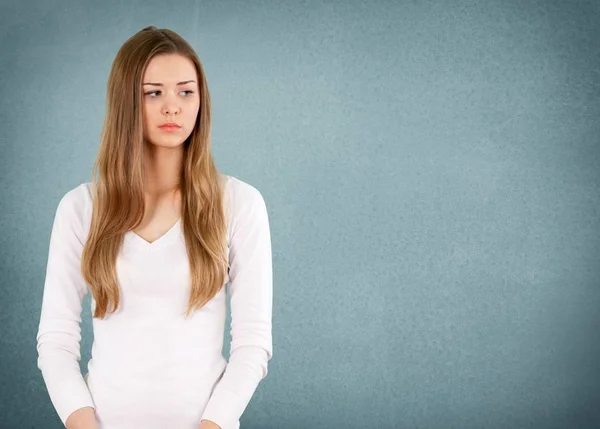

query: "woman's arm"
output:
36 186 96 426
199 182 273 428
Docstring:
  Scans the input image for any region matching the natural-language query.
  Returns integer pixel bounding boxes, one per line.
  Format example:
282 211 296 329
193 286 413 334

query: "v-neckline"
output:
124 217 183 250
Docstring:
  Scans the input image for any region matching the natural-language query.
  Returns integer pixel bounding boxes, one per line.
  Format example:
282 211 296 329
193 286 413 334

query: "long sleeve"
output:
200 183 274 429
36 186 95 427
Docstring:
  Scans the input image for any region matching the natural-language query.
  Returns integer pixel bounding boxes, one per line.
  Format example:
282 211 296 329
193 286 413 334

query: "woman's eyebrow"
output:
143 80 196 86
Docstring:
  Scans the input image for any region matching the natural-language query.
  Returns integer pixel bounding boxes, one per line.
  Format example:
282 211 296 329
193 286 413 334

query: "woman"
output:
36 26 273 429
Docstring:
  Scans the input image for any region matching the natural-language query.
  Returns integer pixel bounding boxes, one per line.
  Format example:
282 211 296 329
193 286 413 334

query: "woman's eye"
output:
144 90 194 97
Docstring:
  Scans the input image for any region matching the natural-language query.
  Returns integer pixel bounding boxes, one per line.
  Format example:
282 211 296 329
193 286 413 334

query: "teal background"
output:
1 0 599 428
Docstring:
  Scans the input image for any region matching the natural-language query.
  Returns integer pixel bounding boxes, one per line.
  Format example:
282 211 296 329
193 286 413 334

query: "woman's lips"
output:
158 125 181 132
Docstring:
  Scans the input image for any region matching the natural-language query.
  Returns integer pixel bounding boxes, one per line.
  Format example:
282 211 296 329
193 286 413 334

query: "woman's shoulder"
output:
224 174 265 205
57 181 93 214
52 181 94 240
222 174 268 242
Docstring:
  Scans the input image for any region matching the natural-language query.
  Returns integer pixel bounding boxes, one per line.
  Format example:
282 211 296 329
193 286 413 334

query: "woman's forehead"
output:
143 54 197 83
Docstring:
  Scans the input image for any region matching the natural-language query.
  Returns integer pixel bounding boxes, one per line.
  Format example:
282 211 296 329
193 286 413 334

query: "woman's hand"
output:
65 407 98 429
199 419 222 429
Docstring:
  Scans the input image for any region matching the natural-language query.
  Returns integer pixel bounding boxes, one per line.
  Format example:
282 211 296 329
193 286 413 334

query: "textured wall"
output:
0 0 599 428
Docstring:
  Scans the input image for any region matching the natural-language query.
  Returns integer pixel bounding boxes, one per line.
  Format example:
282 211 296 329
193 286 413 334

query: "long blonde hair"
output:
81 26 228 320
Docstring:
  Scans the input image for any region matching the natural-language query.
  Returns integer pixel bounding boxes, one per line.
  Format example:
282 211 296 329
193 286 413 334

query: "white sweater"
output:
36 175 273 429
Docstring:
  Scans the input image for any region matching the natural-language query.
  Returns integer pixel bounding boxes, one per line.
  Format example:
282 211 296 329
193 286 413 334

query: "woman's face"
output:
141 54 200 148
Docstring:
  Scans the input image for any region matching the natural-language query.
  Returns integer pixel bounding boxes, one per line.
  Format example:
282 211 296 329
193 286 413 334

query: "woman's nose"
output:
162 94 180 115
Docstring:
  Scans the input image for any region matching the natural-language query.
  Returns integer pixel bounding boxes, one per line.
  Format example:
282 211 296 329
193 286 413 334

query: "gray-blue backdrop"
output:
1 0 598 428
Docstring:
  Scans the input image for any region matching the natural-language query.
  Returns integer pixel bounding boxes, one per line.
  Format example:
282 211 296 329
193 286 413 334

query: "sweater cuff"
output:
44 376 95 427
200 347 268 429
